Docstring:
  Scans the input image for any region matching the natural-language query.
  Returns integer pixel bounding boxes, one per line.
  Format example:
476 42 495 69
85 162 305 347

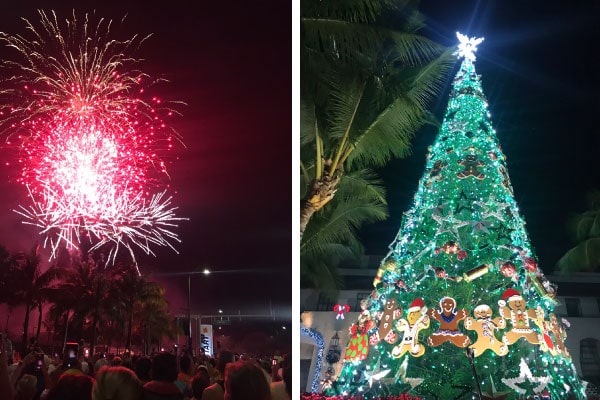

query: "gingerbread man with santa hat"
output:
391 297 430 358
498 288 542 345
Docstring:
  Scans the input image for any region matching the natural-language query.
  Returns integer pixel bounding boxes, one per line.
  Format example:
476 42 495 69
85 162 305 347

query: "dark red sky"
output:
0 1 292 321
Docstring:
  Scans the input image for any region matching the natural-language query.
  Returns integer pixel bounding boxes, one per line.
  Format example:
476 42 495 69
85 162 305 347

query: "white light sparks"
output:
455 32 484 62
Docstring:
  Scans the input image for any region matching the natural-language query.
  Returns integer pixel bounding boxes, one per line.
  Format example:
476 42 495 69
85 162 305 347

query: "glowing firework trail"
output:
15 188 185 275
0 10 186 266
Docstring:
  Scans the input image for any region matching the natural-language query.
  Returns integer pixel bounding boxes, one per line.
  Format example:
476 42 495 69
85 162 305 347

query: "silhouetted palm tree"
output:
133 281 175 355
9 245 63 354
556 190 600 272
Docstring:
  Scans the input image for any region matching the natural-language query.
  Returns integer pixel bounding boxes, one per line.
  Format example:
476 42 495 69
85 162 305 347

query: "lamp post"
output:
146 268 211 357
187 275 191 352
187 268 210 354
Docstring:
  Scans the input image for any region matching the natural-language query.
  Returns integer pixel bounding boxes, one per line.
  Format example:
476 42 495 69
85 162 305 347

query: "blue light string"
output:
301 326 324 393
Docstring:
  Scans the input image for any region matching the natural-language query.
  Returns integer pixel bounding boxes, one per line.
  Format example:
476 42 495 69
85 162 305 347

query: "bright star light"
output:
455 32 485 62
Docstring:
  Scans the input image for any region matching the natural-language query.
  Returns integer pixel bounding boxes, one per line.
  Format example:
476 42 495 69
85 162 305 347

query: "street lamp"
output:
187 268 211 354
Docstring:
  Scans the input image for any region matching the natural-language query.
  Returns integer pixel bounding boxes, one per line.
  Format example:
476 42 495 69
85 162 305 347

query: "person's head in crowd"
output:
121 357 134 371
224 360 272 400
15 374 38 400
179 354 192 375
282 365 292 399
259 359 272 377
46 374 94 400
217 351 235 375
134 356 152 384
191 366 211 399
94 357 110 374
278 354 290 377
151 352 178 382
81 360 90 375
92 366 143 400
111 356 122 366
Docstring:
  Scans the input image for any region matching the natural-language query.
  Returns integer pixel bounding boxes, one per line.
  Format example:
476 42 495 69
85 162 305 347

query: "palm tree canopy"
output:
556 190 600 272
300 0 455 294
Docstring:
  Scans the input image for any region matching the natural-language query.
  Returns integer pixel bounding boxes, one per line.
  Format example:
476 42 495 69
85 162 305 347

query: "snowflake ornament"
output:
455 32 484 62
501 358 552 395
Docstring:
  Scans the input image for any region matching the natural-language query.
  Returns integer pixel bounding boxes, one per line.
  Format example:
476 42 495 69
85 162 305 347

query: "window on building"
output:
565 298 581 317
300 359 312 392
580 338 600 385
316 293 336 311
355 292 371 311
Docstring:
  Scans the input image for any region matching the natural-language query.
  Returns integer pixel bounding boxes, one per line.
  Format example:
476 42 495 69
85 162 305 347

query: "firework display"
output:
0 10 185 267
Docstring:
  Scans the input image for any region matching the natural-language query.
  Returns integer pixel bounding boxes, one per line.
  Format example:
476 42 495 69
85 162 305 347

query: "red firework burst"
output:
0 10 186 266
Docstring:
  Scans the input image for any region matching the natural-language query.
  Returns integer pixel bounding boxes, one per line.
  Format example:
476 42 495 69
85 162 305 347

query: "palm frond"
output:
327 78 366 143
406 47 457 109
300 101 317 147
387 32 448 67
302 18 384 69
301 0 398 23
336 169 387 205
563 206 600 243
300 243 349 298
301 194 388 258
555 237 600 273
347 93 422 168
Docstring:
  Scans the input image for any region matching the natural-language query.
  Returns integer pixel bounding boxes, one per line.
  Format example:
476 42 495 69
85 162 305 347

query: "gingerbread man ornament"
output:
457 154 485 180
531 309 558 355
374 298 403 344
464 304 508 357
548 313 570 358
498 288 540 345
391 298 430 358
428 296 470 348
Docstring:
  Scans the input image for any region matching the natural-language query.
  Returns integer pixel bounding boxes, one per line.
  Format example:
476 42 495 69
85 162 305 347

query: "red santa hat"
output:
501 288 522 302
408 297 425 312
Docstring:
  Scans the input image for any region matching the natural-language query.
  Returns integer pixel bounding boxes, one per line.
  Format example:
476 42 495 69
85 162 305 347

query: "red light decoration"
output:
333 304 350 320
500 261 517 278
523 257 538 273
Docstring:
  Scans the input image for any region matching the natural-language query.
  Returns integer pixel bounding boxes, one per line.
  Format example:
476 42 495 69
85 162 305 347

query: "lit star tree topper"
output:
455 32 484 62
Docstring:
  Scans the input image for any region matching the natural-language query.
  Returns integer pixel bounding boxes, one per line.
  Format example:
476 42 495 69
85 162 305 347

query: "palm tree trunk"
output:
89 279 101 359
126 305 134 350
36 302 43 344
62 309 70 354
300 171 343 237
21 300 32 355
144 324 149 356
300 198 318 238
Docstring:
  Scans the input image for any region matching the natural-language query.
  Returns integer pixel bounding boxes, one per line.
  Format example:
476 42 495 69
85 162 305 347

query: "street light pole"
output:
186 268 210 356
146 268 211 357
187 274 192 353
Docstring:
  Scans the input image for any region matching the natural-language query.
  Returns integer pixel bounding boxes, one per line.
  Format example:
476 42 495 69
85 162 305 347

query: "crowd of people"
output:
1 334 292 400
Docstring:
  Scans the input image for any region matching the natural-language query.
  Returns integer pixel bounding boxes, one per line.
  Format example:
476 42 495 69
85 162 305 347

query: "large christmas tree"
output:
330 33 587 400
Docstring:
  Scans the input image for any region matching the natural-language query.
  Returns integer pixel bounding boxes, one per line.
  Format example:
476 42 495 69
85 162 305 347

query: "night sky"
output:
358 1 600 277
0 1 292 324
